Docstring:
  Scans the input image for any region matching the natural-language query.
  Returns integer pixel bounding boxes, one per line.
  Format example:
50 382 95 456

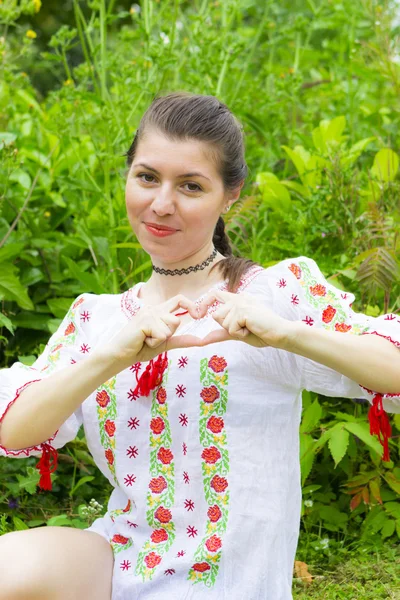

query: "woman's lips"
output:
144 224 178 237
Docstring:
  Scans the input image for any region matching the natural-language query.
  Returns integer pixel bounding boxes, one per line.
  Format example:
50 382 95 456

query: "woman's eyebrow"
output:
133 162 211 181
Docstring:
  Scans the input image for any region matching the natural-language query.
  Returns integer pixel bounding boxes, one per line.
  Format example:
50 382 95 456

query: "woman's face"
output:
125 129 238 264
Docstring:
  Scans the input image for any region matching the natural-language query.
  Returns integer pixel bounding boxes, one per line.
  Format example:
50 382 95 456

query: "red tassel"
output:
368 393 392 462
133 352 169 398
36 442 58 491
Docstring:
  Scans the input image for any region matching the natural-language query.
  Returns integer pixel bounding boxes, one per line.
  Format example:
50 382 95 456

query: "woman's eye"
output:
137 173 202 193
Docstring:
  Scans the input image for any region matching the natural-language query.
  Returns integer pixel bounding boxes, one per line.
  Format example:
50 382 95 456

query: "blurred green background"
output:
1 0 400 595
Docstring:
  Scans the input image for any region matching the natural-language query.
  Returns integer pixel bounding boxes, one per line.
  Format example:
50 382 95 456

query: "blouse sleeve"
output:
267 256 400 460
0 292 94 490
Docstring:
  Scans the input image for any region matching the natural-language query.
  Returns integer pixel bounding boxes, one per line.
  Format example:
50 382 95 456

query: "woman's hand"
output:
106 294 203 370
196 289 295 349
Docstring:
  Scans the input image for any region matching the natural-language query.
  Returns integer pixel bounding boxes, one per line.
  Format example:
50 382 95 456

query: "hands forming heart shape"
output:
159 289 294 354
110 289 294 368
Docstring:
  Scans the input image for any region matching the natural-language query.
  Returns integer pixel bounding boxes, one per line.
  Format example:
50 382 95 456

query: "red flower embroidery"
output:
156 387 167 404
64 322 75 336
200 385 220 404
208 355 227 373
335 322 352 332
205 534 222 553
310 284 326 297
73 297 85 309
193 562 211 573
149 476 167 494
207 416 224 434
151 529 168 544
157 447 173 464
112 534 129 544
322 305 336 324
210 475 228 493
201 446 221 464
123 500 131 512
154 506 172 524
52 343 63 353
96 389 110 407
208 504 222 522
144 552 162 569
150 417 165 435
288 263 302 279
105 449 114 465
104 420 116 437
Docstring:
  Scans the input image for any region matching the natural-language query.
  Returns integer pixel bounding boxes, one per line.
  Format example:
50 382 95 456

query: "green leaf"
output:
300 433 316 485
300 399 322 433
344 422 383 456
281 180 310 198
69 476 95 497
12 516 29 531
0 243 25 263
63 256 104 295
46 514 73 527
384 473 400 495
47 297 76 318
11 312 52 332
384 502 400 519
0 132 17 148
15 466 41 495
371 148 399 182
328 426 349 467
0 312 14 334
381 518 395 539
0 263 34 310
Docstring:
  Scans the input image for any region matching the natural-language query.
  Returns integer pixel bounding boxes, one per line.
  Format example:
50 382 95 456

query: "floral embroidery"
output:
110 534 133 556
95 379 118 486
287 260 369 335
135 361 174 581
188 355 229 587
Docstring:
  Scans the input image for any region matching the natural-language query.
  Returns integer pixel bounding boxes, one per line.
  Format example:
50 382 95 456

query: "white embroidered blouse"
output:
1 256 400 600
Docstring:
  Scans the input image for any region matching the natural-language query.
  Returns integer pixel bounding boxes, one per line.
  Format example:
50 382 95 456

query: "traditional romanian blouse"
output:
1 256 400 600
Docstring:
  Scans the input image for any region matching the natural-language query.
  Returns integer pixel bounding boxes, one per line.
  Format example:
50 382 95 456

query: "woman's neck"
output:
139 249 227 303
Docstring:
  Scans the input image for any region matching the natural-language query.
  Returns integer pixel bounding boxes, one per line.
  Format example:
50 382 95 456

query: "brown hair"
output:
125 91 260 292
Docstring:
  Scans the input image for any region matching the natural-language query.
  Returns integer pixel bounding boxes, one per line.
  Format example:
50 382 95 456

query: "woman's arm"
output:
284 323 400 395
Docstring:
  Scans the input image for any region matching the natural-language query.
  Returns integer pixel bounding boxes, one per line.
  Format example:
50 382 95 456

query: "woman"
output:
0 92 399 600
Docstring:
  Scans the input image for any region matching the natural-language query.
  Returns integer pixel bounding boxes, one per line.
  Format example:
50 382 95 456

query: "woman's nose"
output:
150 186 176 215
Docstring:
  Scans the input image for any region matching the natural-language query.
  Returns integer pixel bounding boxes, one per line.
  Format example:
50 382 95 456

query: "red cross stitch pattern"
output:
126 445 139 459
187 525 198 538
176 384 186 398
80 344 90 353
124 474 136 486
178 356 188 368
179 414 188 426
120 560 131 571
277 278 287 288
127 417 140 430
127 388 140 401
182 442 187 456
80 311 90 322
184 499 195 511
183 471 190 484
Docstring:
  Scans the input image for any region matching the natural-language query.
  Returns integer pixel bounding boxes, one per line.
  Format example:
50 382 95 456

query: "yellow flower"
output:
63 79 73 86
44 211 51 217
26 30 37 39
33 0 41 12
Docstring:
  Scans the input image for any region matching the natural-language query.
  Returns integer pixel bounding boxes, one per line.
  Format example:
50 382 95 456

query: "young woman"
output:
0 92 399 600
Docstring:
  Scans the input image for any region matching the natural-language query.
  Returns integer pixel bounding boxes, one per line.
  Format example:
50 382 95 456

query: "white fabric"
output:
1 256 400 600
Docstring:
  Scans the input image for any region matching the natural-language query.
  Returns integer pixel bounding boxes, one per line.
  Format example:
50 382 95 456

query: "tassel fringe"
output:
368 393 392 462
36 442 59 491
133 352 169 398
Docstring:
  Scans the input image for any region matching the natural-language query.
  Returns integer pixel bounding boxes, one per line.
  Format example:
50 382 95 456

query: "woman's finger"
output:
164 294 199 319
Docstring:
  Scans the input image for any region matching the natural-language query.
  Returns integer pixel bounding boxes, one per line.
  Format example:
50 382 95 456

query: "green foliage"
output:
0 0 399 564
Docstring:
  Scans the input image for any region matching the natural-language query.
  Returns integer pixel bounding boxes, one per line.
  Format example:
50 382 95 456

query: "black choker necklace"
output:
152 248 218 276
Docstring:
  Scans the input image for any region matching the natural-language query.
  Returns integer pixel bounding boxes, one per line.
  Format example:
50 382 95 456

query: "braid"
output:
213 217 233 257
